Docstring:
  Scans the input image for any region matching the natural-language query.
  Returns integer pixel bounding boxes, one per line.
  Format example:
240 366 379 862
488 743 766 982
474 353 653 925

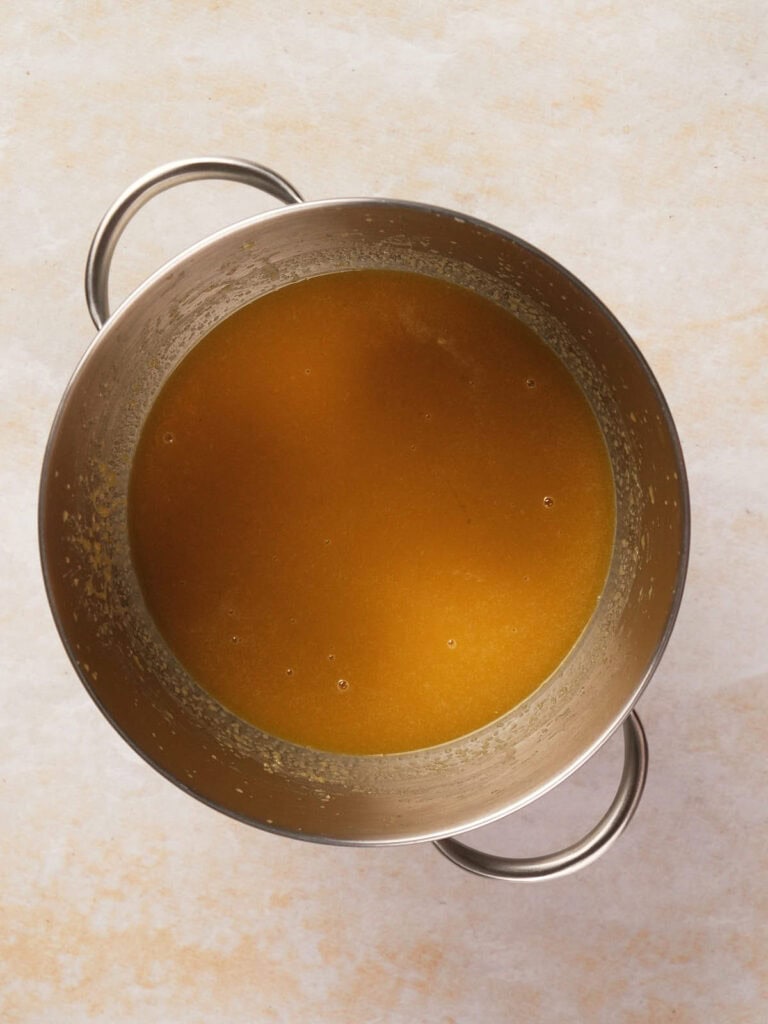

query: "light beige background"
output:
2 2 766 1021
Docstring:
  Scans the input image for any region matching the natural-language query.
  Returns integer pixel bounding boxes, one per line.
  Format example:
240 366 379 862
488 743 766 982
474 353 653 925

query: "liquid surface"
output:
129 270 615 754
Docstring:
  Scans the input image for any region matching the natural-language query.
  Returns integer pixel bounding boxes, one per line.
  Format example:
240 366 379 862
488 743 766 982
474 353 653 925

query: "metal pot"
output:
39 158 689 880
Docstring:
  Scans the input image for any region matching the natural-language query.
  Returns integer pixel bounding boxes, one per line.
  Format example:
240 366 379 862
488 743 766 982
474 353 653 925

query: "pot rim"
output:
39 194 691 847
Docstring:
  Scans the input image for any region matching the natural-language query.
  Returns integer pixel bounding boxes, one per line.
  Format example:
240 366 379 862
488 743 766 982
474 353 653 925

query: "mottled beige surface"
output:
2 2 766 1021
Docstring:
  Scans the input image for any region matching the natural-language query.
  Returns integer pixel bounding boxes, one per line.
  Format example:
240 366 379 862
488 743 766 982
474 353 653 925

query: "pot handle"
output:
433 710 648 881
85 157 304 330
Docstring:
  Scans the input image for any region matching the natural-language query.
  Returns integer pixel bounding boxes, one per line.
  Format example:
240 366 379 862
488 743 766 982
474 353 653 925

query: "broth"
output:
129 270 615 754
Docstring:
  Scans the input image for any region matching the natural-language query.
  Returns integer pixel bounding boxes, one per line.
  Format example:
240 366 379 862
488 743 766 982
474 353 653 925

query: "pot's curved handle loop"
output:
434 710 648 881
85 157 304 330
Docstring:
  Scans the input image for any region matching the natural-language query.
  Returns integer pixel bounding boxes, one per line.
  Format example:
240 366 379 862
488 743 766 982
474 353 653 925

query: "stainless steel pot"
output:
39 158 689 880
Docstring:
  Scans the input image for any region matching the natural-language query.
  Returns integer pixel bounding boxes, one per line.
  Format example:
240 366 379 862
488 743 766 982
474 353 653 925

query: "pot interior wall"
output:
40 200 688 844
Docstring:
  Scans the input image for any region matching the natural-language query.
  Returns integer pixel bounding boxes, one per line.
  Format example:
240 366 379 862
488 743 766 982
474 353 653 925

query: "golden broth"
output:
129 270 615 754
